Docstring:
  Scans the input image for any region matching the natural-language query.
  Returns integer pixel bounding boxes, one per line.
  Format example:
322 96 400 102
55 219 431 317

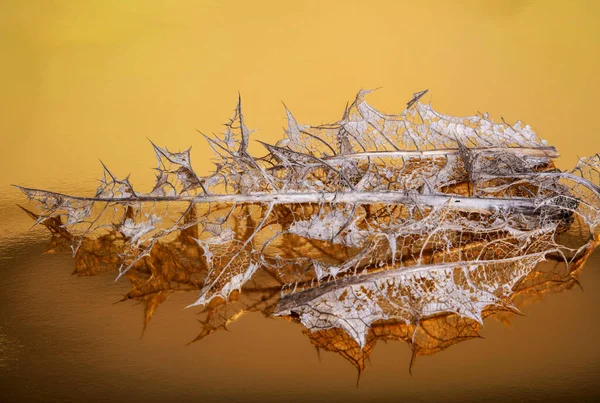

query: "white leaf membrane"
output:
17 90 600 346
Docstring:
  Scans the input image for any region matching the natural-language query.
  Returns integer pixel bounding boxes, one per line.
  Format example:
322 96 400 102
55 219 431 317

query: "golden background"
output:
2 0 599 194
1 1 599 401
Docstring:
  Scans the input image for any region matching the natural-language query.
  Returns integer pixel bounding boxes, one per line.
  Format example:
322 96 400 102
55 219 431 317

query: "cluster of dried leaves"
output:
18 89 600 373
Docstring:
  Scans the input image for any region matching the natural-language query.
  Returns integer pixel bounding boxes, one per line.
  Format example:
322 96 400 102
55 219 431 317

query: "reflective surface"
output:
1 239 599 402
2 0 600 401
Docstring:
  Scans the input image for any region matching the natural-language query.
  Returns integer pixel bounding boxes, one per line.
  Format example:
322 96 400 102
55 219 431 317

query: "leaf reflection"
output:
19 205 597 374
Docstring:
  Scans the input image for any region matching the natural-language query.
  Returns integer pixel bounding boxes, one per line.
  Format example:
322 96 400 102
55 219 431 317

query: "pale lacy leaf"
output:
17 89 600 346
148 142 205 196
275 254 543 348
